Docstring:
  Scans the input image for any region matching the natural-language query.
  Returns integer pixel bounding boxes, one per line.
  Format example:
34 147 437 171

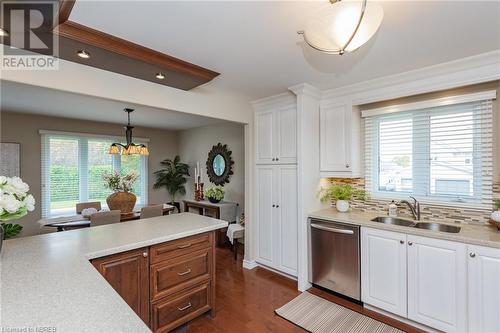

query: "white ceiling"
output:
0 81 224 130
70 1 500 100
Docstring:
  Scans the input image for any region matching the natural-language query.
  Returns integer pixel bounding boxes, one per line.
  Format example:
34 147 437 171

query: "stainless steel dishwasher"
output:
309 219 360 301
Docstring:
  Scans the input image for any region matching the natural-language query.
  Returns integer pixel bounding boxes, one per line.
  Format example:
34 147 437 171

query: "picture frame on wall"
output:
0 142 20 177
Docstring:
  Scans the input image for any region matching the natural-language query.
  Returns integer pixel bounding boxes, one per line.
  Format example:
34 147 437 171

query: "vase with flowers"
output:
0 176 35 244
103 171 138 215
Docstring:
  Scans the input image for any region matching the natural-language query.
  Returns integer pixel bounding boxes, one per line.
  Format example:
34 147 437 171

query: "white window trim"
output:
361 90 497 118
41 131 149 218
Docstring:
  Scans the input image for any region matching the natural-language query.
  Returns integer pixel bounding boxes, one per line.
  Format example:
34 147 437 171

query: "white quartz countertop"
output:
309 209 500 249
0 213 228 332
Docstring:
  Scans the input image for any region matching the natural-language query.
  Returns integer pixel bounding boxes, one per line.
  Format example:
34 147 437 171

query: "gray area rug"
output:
275 292 404 333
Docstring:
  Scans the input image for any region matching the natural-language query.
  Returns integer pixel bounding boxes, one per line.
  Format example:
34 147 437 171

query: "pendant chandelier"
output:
298 0 383 55
109 108 149 156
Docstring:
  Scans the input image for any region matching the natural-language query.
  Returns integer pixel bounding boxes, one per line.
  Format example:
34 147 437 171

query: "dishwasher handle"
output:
310 223 354 235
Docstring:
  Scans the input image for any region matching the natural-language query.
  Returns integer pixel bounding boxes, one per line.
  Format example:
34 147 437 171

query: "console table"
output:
183 199 238 246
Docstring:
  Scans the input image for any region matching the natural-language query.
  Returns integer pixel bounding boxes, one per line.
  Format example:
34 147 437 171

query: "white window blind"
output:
364 92 494 209
41 132 148 217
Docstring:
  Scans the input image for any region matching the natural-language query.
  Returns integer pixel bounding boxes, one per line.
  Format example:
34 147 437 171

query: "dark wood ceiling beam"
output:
54 20 220 82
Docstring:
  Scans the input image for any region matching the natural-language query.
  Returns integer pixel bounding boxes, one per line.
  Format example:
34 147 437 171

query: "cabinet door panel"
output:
407 235 466 332
468 245 500 332
92 248 150 326
320 104 351 172
276 107 297 164
255 166 275 266
255 111 274 164
361 228 407 317
277 165 297 276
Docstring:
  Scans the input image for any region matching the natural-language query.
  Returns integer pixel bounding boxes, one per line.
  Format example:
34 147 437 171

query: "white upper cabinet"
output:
320 101 361 177
407 235 467 333
361 228 407 317
255 105 296 165
468 244 500 333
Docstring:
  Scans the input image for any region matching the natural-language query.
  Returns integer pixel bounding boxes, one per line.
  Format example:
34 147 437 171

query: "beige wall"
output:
178 122 245 217
0 112 179 237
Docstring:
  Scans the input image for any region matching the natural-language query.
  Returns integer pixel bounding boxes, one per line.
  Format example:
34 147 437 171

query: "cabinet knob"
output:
276 157 279 161
276 205 280 208
272 158 276 161
272 204 276 207
400 240 404 244
346 164 350 168
470 252 476 258
408 241 413 246
142 252 148 258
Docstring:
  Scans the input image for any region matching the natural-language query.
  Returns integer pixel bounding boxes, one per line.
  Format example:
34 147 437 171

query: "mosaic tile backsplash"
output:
328 178 500 225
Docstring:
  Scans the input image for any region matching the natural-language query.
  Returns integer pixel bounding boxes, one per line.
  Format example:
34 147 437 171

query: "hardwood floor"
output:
182 246 423 333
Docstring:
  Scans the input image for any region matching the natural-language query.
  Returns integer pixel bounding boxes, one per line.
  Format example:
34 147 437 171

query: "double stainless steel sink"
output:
371 216 461 233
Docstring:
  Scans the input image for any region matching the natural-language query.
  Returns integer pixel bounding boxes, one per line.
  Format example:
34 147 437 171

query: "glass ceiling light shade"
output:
299 0 383 55
109 108 149 156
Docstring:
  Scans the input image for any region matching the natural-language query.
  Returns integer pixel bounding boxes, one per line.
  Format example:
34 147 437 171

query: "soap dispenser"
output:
388 200 398 217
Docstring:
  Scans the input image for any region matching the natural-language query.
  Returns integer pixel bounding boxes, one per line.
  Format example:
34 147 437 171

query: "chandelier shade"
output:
300 0 383 55
109 108 149 156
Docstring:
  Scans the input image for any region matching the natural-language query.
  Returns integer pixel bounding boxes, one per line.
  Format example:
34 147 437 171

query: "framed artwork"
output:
0 142 20 177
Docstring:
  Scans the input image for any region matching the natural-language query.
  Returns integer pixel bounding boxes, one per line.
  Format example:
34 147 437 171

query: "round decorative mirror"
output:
206 143 234 185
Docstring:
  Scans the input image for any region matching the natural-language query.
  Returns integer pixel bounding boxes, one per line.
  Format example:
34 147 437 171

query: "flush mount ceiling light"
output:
155 72 165 80
298 0 383 55
77 50 90 59
109 108 149 156
0 28 9 37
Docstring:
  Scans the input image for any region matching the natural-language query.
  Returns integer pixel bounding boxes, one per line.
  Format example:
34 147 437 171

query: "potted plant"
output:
153 156 190 212
319 184 365 213
103 171 138 214
204 186 225 204
0 176 36 245
491 199 500 223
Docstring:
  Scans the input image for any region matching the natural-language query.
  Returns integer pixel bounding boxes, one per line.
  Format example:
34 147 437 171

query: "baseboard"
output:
255 262 298 281
364 304 439 333
242 259 258 270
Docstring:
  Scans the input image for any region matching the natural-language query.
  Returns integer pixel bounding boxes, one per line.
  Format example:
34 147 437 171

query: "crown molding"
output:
288 83 321 100
322 50 500 105
251 91 296 111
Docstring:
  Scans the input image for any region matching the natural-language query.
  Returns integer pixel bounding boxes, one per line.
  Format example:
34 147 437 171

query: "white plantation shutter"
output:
41 131 149 217
364 91 494 209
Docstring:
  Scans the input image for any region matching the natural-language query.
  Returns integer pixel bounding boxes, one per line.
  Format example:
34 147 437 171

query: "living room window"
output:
363 91 495 209
40 131 148 217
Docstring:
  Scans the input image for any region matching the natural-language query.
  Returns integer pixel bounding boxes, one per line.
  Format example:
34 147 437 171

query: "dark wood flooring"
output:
181 246 424 333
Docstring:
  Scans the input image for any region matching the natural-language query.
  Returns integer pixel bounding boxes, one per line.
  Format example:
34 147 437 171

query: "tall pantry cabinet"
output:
253 94 298 277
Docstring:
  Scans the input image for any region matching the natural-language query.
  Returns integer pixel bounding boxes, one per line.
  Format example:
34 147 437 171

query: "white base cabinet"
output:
361 228 407 317
361 227 468 332
407 235 467 332
468 244 500 332
255 165 298 276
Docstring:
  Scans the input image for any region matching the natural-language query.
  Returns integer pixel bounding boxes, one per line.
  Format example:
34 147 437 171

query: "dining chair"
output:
90 210 121 227
76 202 102 214
140 205 164 219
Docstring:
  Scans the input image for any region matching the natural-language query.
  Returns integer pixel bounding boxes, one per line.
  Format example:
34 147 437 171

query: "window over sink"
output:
40 131 148 217
363 91 495 209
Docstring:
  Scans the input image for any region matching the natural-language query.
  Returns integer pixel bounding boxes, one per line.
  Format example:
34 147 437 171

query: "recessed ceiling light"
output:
0 28 9 37
155 72 165 80
77 50 90 59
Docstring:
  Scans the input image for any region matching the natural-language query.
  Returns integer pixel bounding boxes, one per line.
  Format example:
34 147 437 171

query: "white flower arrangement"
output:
102 171 139 193
0 176 35 238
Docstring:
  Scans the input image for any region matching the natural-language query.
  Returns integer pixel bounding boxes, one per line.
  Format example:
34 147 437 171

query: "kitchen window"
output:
363 91 495 209
40 131 148 217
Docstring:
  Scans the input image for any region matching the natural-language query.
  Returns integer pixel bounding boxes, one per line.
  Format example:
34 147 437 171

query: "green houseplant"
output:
204 186 225 203
319 184 365 212
153 156 190 211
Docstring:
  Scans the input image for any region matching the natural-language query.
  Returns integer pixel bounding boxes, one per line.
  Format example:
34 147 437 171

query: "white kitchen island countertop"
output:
0 213 228 333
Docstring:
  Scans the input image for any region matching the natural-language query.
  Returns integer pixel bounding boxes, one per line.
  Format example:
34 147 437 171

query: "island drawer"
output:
151 248 211 301
151 232 212 263
151 281 211 333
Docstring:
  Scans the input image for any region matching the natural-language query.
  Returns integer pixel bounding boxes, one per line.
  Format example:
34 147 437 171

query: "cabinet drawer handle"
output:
177 243 192 249
177 269 192 276
470 252 476 258
177 302 192 311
